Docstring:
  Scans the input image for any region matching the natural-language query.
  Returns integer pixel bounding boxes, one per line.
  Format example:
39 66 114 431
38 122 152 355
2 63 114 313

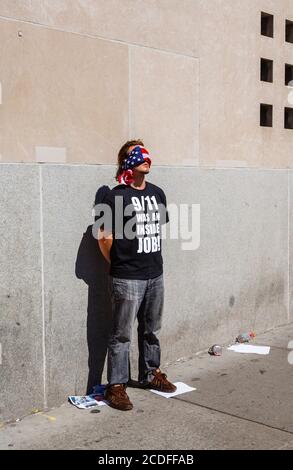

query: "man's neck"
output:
130 175 146 190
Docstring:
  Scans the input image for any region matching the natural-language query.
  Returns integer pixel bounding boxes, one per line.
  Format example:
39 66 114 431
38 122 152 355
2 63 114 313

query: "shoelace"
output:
113 386 128 398
153 371 167 385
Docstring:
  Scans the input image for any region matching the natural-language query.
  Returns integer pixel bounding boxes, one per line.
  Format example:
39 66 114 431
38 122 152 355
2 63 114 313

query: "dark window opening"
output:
261 12 274 38
285 64 293 86
260 58 273 82
286 19 293 43
285 107 293 129
260 104 273 127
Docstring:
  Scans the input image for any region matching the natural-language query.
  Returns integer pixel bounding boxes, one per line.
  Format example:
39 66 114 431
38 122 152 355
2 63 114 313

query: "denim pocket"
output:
112 278 126 298
112 278 144 301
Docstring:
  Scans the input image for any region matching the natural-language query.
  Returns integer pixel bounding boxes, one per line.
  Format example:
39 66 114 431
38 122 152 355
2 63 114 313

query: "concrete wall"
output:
0 164 291 422
1 0 293 167
0 1 293 421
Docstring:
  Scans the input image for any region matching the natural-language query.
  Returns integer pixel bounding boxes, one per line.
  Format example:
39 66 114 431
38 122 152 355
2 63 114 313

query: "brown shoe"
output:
104 384 133 411
149 368 177 393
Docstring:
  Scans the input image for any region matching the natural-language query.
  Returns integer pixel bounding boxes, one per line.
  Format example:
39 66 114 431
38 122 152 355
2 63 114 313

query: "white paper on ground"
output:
93 399 107 407
68 395 107 409
149 382 196 398
227 344 270 355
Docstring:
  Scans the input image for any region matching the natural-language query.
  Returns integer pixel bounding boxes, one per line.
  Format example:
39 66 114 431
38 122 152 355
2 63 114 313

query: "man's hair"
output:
115 139 144 181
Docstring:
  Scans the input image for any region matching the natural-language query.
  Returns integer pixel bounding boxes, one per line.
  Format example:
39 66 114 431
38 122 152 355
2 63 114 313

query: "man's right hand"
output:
98 229 113 264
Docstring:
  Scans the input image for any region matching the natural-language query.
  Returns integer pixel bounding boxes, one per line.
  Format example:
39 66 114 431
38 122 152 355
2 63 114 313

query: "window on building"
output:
286 19 293 43
261 12 274 37
260 58 273 82
285 64 293 86
284 107 293 129
260 104 273 127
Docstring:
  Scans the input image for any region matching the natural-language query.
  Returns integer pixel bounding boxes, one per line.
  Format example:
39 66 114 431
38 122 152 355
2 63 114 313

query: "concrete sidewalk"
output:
0 324 292 450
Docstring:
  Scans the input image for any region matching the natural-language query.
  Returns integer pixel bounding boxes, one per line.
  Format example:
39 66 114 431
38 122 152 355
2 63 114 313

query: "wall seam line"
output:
287 171 290 323
39 165 47 409
128 45 132 139
198 55 200 165
0 15 198 59
1 163 293 171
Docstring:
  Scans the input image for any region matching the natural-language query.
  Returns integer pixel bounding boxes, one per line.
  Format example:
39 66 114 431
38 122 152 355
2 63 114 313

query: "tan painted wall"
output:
0 0 293 167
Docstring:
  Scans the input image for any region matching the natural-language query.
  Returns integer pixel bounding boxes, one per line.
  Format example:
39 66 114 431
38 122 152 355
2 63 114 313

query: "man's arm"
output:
98 229 113 264
96 187 121 264
97 190 115 263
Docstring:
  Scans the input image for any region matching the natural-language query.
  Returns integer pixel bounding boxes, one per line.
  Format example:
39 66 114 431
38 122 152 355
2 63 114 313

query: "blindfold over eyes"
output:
123 146 152 170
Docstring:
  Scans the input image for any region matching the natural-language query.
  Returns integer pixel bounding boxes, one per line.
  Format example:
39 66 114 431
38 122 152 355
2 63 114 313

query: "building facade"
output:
0 0 293 420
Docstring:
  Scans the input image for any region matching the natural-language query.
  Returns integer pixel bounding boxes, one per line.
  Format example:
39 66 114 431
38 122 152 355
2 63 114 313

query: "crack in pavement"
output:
174 396 293 437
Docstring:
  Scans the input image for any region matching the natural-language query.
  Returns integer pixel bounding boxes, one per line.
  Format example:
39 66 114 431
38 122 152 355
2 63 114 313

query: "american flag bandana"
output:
123 146 151 170
118 145 152 185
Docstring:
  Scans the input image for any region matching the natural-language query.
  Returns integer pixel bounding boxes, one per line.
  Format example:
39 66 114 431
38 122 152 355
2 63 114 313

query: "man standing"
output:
99 139 176 411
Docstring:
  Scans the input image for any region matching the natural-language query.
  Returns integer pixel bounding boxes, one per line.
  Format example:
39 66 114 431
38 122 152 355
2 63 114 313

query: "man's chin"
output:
133 166 150 176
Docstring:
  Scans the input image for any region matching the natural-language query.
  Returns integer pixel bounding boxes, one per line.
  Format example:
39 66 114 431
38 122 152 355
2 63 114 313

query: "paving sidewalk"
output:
0 324 293 450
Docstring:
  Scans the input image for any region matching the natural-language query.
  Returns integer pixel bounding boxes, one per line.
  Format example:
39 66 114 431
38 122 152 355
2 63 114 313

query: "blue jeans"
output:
107 273 164 385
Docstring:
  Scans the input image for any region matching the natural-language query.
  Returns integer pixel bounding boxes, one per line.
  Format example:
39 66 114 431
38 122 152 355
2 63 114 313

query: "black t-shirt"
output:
103 181 169 280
